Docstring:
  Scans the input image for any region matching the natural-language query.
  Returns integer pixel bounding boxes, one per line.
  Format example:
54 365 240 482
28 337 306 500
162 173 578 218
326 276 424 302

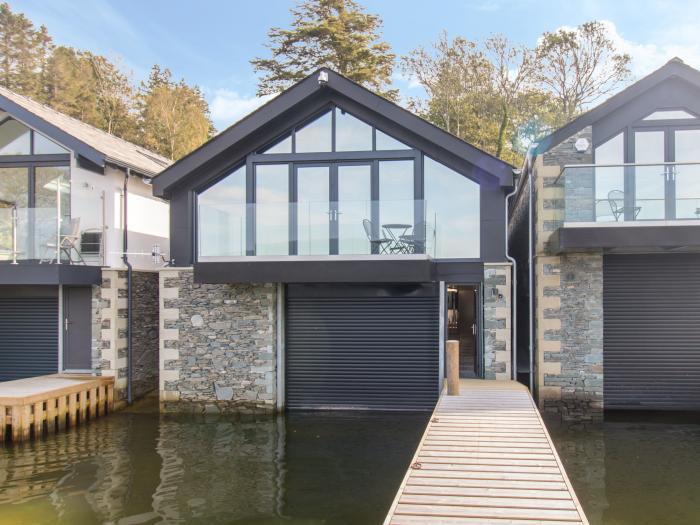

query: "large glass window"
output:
643 109 695 121
296 166 330 255
198 166 246 257
0 118 68 155
335 110 372 151
295 111 332 153
379 160 414 242
424 157 480 258
673 129 700 218
634 131 666 219
594 133 624 221
338 165 371 254
256 164 289 255
0 120 30 155
376 129 410 150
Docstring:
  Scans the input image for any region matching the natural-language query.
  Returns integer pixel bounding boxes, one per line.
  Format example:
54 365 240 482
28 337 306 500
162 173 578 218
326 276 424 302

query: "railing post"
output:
56 175 62 264
11 205 18 265
446 339 459 395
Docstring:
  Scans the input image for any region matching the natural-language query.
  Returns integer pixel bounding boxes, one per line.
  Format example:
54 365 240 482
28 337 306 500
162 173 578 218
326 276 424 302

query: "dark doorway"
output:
447 285 478 378
63 286 92 371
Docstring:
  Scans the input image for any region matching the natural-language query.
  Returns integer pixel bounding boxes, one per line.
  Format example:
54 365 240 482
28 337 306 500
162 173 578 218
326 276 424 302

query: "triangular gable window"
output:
0 118 69 155
258 106 413 154
642 109 696 121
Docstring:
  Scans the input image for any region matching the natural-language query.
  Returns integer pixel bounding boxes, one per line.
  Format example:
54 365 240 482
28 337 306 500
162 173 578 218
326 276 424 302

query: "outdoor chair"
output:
42 217 86 264
362 219 393 254
608 190 641 221
400 221 427 254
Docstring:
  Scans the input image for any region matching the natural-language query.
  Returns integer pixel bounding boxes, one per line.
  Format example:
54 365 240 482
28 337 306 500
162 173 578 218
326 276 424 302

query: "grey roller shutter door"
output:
0 296 58 381
286 284 439 411
604 254 700 410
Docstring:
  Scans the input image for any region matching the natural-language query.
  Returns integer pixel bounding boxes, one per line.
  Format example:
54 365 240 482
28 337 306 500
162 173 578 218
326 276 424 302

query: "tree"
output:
535 21 631 125
252 0 396 99
0 2 52 99
402 33 554 165
137 66 214 160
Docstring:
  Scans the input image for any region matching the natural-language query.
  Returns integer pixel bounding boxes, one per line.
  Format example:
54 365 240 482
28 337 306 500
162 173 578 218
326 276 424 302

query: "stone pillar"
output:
99 269 129 408
158 268 277 414
483 263 512 380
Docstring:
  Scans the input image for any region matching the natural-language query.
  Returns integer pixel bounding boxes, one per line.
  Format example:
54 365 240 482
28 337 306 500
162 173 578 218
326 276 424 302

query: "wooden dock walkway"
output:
0 374 114 443
384 379 588 525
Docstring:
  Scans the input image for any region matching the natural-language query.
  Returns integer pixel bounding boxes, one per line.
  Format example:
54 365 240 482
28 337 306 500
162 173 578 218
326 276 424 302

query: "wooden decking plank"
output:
383 379 588 525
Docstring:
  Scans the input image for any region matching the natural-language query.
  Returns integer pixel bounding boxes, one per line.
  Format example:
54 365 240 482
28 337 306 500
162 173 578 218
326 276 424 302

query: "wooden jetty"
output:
0 374 114 443
384 379 589 525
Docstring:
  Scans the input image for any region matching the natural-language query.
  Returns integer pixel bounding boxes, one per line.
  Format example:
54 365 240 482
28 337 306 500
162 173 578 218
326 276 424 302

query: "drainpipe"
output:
505 176 518 381
122 168 133 405
526 147 536 393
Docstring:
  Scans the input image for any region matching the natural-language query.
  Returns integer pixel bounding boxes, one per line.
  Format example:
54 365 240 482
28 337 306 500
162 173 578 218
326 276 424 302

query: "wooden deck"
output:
0 374 114 443
384 379 589 525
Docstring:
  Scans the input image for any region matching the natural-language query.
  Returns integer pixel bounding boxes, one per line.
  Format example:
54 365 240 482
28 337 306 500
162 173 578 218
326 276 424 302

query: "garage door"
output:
286 284 439 410
604 254 700 410
0 288 59 382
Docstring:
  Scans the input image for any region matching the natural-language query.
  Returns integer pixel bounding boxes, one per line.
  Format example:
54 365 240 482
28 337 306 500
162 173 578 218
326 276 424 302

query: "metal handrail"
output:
556 160 700 183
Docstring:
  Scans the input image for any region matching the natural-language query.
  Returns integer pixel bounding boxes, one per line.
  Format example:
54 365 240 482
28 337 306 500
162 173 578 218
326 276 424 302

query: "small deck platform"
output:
0 374 114 443
384 379 588 525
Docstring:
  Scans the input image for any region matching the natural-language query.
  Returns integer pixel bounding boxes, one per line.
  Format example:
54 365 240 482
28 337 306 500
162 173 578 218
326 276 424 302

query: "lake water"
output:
3 400 700 525
0 399 427 525
548 412 700 525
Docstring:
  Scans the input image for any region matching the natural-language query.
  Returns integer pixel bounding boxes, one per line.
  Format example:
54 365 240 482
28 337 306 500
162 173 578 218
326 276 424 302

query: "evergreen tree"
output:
252 0 396 99
137 65 214 160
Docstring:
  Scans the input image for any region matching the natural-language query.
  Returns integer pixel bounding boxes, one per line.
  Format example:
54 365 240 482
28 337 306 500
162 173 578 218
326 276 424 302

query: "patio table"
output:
382 223 412 253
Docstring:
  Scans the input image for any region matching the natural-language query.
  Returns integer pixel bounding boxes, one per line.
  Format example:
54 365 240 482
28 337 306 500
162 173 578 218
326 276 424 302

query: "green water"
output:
548 412 700 525
0 400 427 525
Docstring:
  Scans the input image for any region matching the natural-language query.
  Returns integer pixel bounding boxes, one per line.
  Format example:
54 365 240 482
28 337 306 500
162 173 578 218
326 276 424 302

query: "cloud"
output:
209 89 275 129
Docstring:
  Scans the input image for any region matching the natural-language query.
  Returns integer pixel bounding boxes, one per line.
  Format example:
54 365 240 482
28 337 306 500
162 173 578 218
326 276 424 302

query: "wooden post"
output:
10 406 22 442
33 402 43 439
46 398 57 435
0 405 5 442
57 396 67 431
89 388 97 420
68 393 77 427
446 340 459 396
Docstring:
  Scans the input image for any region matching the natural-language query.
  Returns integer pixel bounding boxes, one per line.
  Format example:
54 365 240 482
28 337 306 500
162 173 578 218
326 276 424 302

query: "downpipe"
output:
505 176 518 381
122 169 133 405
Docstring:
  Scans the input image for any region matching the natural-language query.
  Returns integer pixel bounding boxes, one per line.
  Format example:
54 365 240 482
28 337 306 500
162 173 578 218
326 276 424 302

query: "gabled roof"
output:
536 58 700 154
0 86 171 176
153 68 514 196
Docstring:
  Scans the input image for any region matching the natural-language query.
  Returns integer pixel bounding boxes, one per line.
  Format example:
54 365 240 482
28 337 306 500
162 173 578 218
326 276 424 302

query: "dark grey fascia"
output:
153 68 514 197
0 93 105 169
194 258 488 285
552 224 700 253
0 263 102 285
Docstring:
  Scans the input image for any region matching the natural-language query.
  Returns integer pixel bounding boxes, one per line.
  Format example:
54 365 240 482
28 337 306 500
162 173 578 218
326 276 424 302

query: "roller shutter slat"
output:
286 285 439 410
0 296 58 381
604 254 700 410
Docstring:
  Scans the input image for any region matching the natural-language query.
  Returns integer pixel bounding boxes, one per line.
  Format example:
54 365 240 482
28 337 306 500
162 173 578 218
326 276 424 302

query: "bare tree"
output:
535 21 631 124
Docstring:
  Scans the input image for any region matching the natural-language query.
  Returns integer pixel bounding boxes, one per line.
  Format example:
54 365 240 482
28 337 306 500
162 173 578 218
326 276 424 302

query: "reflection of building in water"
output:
153 415 285 523
547 420 608 525
0 411 162 523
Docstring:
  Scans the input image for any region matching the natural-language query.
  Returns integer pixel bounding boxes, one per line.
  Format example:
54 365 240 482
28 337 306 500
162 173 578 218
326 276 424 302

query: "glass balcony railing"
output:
198 199 454 258
560 162 700 223
0 207 103 265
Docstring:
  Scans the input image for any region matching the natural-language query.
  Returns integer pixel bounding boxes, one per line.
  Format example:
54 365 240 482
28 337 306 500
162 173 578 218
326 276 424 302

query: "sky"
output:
11 0 700 131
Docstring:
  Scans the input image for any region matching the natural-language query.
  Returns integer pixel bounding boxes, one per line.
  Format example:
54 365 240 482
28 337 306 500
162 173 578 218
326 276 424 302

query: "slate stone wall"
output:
483 263 512 380
534 126 605 420
159 268 277 414
99 269 159 406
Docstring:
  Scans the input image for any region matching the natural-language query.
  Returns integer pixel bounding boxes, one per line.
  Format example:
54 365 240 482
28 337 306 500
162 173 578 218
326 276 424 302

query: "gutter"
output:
122 168 134 405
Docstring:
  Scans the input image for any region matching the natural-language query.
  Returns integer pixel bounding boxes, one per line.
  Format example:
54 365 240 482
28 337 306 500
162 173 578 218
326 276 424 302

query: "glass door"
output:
295 165 331 255
633 130 666 220
337 164 371 255
673 129 700 219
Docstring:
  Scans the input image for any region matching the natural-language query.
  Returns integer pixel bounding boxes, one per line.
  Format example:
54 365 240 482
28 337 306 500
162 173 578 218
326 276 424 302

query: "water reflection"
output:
0 399 427 525
548 412 700 525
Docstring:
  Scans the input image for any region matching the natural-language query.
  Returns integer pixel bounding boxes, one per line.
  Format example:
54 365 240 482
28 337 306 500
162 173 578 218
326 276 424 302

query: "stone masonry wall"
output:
535 126 605 420
159 268 277 414
99 269 159 407
483 263 512 380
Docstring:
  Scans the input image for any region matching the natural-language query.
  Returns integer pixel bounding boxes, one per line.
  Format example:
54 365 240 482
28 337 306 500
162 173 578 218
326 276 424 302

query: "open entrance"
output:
446 285 479 378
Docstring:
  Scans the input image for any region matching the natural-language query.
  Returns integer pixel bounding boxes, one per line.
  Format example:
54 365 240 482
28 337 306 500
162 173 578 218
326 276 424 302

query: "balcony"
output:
195 198 481 283
0 207 103 265
554 162 700 252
